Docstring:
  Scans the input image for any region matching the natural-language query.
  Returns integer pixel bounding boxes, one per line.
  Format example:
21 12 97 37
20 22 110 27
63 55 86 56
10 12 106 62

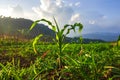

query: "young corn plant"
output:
29 17 83 68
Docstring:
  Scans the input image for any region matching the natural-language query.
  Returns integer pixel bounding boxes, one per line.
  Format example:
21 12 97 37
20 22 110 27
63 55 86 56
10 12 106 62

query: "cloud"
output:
70 13 80 22
82 11 108 26
81 12 120 34
10 5 24 18
0 8 11 17
89 20 95 24
75 2 80 7
32 0 81 28
0 5 25 18
0 6 13 17
32 0 119 36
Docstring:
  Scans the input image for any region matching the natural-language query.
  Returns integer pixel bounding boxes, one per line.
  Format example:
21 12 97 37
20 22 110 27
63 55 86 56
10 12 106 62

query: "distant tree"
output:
117 35 120 46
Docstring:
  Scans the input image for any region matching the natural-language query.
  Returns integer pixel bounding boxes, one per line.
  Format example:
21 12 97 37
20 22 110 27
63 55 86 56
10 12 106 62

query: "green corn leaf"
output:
33 65 37 74
56 33 59 41
64 24 71 29
53 17 60 32
65 55 78 66
66 23 83 35
61 29 64 36
51 25 57 32
62 43 69 51
41 19 52 25
30 19 57 32
57 32 62 40
74 23 83 32
33 34 43 54
41 18 57 32
70 25 75 32
61 24 71 35
30 20 41 30
66 28 71 35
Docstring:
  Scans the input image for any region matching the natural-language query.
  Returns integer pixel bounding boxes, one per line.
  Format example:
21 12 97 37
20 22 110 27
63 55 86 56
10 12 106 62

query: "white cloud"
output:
0 7 12 17
56 0 64 7
32 0 81 28
0 4 38 20
89 20 95 24
24 12 39 20
75 2 80 7
10 5 24 18
0 5 25 18
70 13 80 22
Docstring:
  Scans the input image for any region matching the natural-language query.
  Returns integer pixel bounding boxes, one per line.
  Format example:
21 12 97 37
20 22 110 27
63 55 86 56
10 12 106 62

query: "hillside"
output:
83 32 120 42
0 16 105 43
0 16 55 41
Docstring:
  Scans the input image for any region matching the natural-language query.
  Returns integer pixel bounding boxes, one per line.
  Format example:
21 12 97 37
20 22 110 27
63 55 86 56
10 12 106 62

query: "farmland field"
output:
0 0 120 80
0 39 120 80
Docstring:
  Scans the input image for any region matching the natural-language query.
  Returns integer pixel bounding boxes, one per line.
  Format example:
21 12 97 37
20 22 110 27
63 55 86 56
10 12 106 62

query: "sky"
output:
0 0 120 37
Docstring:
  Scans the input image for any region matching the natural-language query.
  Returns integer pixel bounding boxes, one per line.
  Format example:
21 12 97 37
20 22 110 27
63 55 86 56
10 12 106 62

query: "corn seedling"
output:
30 17 83 68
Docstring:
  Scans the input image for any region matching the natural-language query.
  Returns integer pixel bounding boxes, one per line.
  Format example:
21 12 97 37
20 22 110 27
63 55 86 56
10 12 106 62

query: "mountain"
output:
82 32 120 42
0 16 55 41
0 16 105 43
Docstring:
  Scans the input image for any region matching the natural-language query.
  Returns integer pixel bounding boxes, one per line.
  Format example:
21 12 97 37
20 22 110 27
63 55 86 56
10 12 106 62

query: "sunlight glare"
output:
0 8 12 17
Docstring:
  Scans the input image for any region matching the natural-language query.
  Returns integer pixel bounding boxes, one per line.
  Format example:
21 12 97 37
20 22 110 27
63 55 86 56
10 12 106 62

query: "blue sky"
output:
0 0 120 36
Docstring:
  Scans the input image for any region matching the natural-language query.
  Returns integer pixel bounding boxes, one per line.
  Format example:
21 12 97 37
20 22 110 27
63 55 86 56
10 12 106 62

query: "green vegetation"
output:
0 39 120 80
0 18 120 80
117 35 120 46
